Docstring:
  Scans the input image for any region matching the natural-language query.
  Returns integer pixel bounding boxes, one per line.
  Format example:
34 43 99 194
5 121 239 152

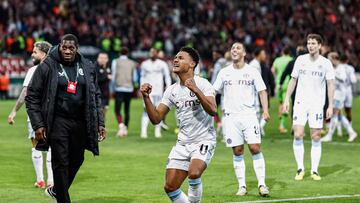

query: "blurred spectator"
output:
111 47 138 137
96 52 112 119
0 70 10 99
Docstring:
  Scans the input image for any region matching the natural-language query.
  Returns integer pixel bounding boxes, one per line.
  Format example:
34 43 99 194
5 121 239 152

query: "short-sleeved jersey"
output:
23 66 37 87
249 58 261 74
334 64 347 101
291 54 335 108
213 64 267 115
161 76 216 144
140 59 171 96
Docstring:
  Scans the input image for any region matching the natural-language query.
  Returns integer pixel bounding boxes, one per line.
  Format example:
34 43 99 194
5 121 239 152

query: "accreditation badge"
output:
67 81 77 94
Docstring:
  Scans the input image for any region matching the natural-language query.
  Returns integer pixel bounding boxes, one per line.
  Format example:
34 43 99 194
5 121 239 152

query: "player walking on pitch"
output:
213 42 270 196
283 34 335 181
140 47 217 203
8 41 53 189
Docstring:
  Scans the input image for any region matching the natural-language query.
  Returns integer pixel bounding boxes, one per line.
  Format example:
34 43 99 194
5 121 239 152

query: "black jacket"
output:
261 63 275 97
25 45 104 155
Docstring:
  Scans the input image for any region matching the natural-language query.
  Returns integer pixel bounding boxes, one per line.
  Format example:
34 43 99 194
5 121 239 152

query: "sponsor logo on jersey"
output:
175 99 201 108
224 80 254 86
58 71 65 77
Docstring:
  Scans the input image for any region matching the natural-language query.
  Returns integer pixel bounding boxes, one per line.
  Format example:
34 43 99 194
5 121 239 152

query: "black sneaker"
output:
45 186 57 201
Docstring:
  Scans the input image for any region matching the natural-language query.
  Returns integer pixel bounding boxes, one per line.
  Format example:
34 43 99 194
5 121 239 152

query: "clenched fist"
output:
184 78 198 92
140 83 152 98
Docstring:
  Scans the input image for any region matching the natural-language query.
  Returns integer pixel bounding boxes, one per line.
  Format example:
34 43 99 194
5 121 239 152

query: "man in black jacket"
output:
25 34 106 203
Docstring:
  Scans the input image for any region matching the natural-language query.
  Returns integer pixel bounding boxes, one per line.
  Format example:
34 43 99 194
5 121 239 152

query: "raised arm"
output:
140 83 170 124
184 78 217 116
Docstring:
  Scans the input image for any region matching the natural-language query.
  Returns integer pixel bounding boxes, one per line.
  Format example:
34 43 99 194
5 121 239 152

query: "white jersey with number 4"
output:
291 54 335 108
213 64 266 115
161 76 216 145
140 59 171 96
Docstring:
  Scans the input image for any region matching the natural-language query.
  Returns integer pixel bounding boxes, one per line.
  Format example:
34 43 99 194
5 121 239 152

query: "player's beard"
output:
33 58 41 66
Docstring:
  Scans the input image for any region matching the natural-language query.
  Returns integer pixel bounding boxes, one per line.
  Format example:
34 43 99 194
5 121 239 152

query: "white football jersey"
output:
23 66 37 87
213 64 266 115
344 64 357 90
334 64 347 101
140 59 171 96
161 76 216 144
291 54 335 108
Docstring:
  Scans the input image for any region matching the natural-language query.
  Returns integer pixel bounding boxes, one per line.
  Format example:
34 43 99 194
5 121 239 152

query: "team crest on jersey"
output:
227 138 232 144
190 91 196 97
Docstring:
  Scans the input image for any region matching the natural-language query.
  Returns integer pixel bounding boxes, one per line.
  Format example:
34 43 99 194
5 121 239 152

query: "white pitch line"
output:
227 194 360 203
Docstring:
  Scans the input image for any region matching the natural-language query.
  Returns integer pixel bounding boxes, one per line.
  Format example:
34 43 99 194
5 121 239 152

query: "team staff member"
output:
26 34 106 203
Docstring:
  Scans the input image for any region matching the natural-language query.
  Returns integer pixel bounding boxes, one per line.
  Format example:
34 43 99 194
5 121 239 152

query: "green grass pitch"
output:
0 98 359 203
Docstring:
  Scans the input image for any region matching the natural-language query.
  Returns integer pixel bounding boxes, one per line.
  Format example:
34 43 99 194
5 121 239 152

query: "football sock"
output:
252 152 266 187
167 188 189 203
46 148 53 185
233 155 246 187
311 140 322 173
327 115 338 138
141 112 149 136
293 139 304 170
188 178 202 203
32 148 43 182
340 115 355 134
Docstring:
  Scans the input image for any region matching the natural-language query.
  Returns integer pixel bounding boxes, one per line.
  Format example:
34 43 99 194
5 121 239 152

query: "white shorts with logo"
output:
293 103 323 129
344 89 353 108
223 113 261 147
27 120 35 139
166 141 216 171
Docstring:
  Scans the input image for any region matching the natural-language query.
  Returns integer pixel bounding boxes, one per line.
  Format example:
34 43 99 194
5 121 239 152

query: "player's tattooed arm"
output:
184 78 217 116
140 83 170 124
8 87 27 124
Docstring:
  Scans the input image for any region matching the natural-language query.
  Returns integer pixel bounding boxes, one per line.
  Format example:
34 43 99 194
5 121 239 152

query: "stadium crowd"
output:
1 0 360 70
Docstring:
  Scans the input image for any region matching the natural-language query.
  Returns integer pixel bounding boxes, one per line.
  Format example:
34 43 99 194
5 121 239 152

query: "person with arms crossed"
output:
8 41 53 189
140 48 171 138
283 34 335 181
140 47 217 203
25 34 106 203
213 42 270 197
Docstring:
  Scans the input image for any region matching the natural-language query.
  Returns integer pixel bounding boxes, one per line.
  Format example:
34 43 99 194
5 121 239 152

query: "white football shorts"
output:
223 113 261 147
166 141 216 171
293 102 323 129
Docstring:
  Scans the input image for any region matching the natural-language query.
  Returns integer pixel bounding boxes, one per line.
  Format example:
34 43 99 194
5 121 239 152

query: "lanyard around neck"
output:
60 63 80 83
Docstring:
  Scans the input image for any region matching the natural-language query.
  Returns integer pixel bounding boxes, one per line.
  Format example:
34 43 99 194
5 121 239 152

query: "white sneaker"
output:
321 134 332 142
348 132 358 142
236 186 247 196
117 123 126 137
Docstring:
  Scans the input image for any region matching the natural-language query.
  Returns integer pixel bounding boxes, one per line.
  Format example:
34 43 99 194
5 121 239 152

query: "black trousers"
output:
50 116 86 203
114 92 132 126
